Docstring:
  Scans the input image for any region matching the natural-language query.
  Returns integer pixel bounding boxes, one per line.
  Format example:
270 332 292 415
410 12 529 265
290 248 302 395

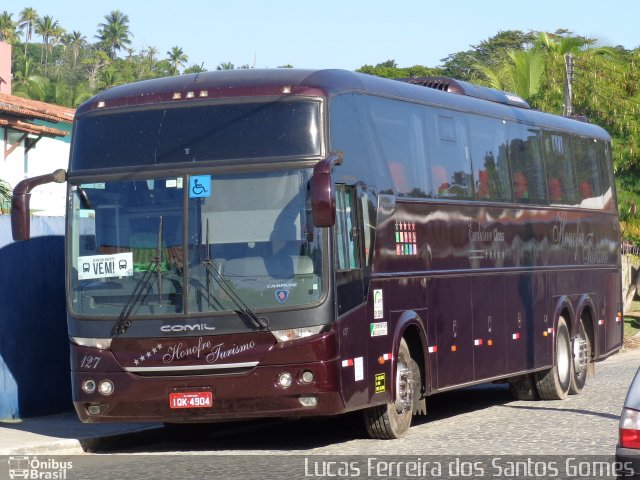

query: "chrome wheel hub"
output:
395 363 413 414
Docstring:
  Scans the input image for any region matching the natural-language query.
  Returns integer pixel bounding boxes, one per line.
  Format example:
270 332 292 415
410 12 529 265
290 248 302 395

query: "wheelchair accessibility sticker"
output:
189 175 211 198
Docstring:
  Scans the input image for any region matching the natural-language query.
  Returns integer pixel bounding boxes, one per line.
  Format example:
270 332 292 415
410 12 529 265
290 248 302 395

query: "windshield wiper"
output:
201 219 269 330
112 216 164 335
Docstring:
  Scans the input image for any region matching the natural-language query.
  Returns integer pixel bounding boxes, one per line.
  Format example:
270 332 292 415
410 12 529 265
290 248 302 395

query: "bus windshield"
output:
71 100 321 170
68 170 324 318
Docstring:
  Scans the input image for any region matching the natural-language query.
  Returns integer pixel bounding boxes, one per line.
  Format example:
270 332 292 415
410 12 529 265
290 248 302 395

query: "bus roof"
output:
78 68 610 141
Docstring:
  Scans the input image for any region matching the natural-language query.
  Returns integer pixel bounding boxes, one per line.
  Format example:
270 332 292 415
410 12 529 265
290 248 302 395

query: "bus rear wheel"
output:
569 316 591 395
363 338 419 439
535 316 571 400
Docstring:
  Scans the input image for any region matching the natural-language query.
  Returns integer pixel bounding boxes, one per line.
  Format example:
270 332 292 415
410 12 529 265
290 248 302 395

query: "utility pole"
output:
563 54 574 117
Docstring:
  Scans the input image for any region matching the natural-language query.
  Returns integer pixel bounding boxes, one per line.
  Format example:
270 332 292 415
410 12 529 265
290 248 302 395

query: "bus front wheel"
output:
363 338 419 439
535 316 572 400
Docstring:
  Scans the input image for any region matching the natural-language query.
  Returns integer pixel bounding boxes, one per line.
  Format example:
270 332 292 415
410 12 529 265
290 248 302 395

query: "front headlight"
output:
271 325 327 343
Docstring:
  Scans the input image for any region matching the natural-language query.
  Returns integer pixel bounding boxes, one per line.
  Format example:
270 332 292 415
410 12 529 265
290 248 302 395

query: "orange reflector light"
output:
543 331 548 337
378 356 385 365
451 345 457 352
617 311 623 323
488 339 493 346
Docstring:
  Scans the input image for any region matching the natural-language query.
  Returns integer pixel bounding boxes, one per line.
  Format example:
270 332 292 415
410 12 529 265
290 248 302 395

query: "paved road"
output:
107 348 640 456
35 349 640 479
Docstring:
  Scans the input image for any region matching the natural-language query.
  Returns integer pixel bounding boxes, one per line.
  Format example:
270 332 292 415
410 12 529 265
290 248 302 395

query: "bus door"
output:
505 272 549 373
335 185 368 407
429 276 474 389
472 275 506 379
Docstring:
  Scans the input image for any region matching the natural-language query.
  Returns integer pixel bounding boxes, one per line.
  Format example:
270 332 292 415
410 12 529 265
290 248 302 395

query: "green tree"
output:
217 61 235 70
0 178 11 214
167 46 188 75
35 15 63 76
96 10 132 59
0 11 17 43
440 30 535 80
62 30 87 68
183 64 206 74
18 7 38 56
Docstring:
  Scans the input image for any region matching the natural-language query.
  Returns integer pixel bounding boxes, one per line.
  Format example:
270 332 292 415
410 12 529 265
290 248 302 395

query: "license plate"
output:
169 391 213 409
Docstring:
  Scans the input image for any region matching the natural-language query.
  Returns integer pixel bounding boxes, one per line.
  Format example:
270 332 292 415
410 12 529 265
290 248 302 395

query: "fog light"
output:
87 405 101 415
301 370 314 384
82 379 96 394
98 380 114 396
278 372 293 388
298 396 318 407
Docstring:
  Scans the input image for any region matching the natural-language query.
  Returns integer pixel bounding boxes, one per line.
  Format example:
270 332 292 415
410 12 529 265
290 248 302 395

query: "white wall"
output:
2 124 71 216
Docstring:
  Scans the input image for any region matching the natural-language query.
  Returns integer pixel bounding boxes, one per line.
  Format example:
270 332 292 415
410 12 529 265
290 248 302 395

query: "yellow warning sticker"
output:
375 373 386 393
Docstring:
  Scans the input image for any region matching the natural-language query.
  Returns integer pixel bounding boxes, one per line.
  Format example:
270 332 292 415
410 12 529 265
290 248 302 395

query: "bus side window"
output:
468 116 512 202
573 136 608 208
542 131 577 205
429 113 474 199
335 185 361 271
508 125 547 204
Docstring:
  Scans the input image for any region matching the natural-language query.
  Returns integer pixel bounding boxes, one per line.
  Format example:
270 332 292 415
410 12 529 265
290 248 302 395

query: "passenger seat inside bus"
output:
512 172 529 201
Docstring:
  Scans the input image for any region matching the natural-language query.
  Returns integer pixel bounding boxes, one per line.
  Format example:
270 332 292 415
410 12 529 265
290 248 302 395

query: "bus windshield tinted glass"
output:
68 170 324 317
187 170 323 312
71 100 321 170
69 178 185 317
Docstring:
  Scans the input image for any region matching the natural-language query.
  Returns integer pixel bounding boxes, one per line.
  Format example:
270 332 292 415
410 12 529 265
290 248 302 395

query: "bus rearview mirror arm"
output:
311 152 343 228
11 169 67 241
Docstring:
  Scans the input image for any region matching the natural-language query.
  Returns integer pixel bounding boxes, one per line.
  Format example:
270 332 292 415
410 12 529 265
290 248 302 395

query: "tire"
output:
569 316 591 395
508 374 538 401
363 338 421 439
535 316 572 400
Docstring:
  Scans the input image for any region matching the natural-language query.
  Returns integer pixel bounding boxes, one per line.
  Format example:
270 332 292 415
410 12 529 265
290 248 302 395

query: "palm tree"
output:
18 7 38 57
0 11 17 42
167 46 188 75
35 15 63 76
62 30 86 68
96 10 132 59
475 47 544 101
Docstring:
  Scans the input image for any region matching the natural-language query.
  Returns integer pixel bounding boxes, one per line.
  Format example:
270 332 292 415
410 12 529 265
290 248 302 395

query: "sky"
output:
8 0 640 71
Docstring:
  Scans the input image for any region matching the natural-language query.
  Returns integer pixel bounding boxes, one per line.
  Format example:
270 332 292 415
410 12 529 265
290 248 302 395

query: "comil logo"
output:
7 456 73 479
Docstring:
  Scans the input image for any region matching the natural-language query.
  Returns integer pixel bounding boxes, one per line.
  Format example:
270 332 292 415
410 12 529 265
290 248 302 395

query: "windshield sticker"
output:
189 175 211 198
373 289 384 319
375 373 386 393
78 252 133 280
79 209 95 219
275 290 289 303
80 183 105 189
370 322 388 337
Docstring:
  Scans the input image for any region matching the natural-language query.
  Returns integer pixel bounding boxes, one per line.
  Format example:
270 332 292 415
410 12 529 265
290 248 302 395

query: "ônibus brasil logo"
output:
8 456 73 479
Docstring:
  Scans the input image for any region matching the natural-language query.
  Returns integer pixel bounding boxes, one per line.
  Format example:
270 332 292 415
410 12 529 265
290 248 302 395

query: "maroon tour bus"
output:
11 69 622 439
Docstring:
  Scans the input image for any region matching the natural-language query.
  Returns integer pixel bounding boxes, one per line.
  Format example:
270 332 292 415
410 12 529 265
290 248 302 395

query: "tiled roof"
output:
0 93 75 123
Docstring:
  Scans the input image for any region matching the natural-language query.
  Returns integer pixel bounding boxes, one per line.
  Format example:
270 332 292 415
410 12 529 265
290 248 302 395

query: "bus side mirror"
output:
311 153 343 228
11 169 67 241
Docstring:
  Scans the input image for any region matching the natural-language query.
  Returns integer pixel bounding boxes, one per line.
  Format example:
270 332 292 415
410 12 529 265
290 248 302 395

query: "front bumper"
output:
73 359 343 423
